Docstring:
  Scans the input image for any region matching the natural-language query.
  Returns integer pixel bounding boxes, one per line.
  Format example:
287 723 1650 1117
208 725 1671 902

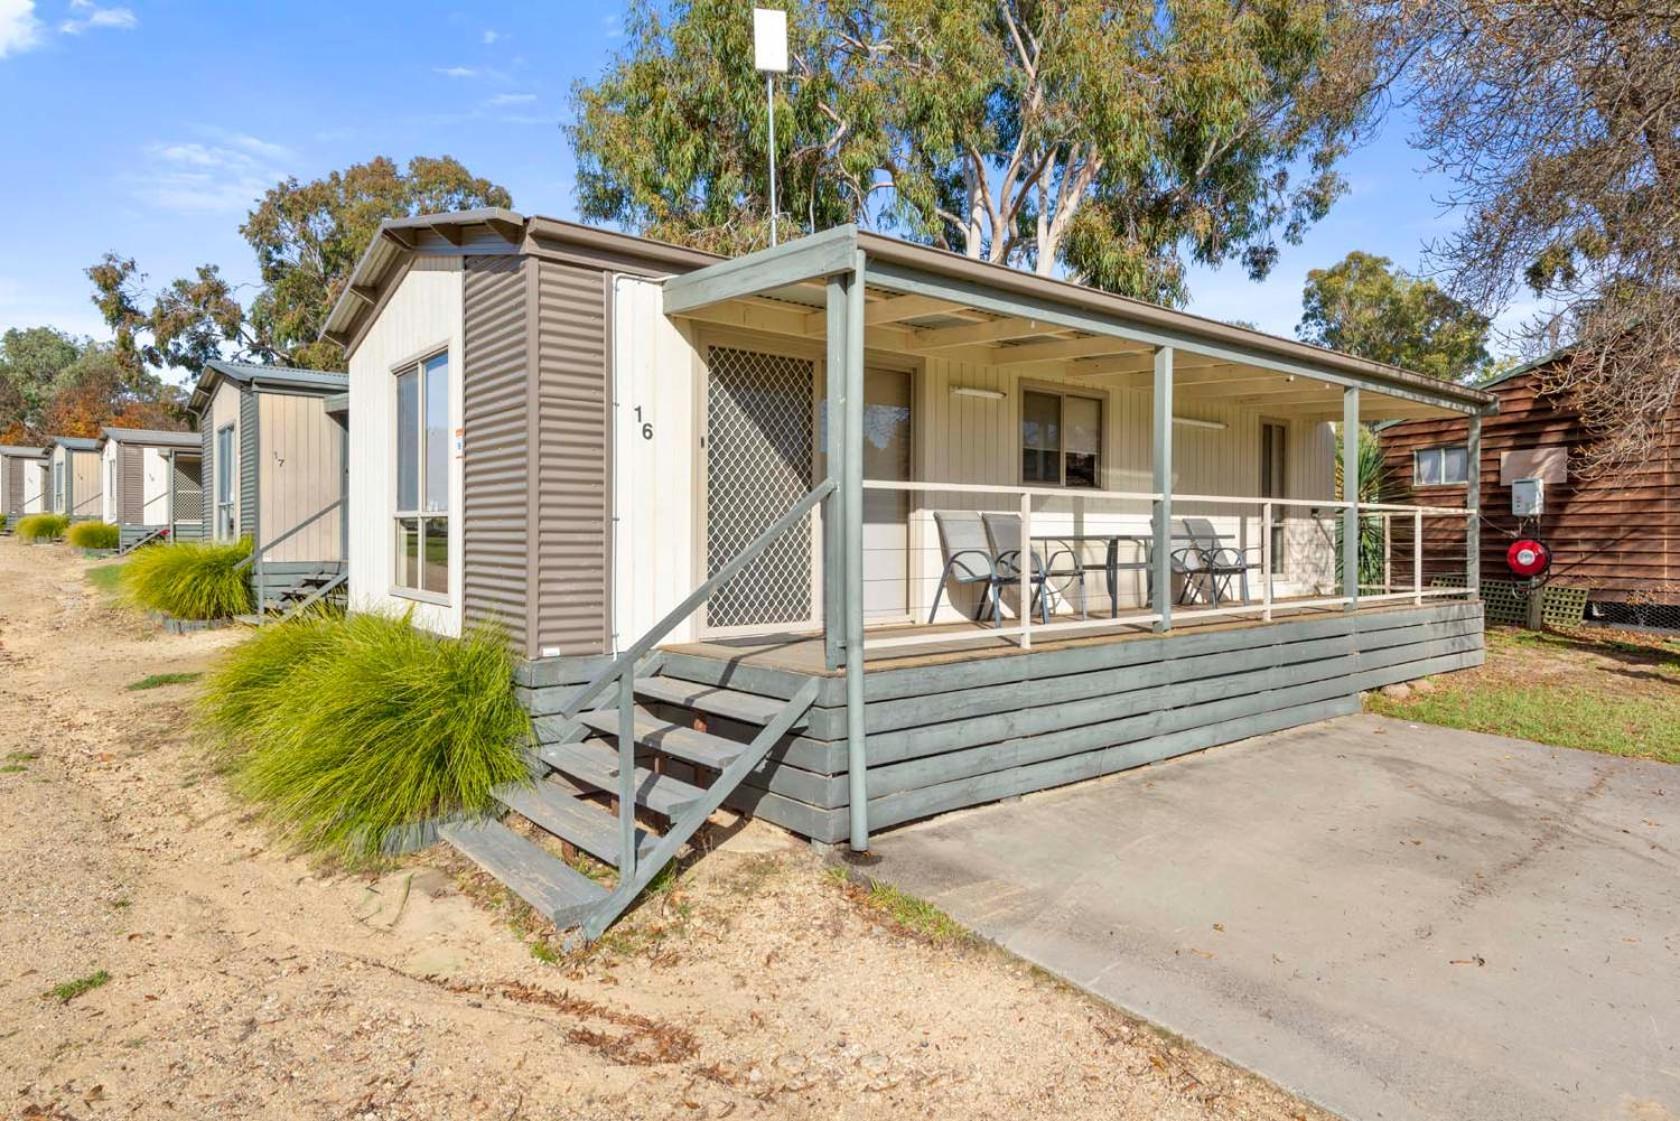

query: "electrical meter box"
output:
1512 476 1545 517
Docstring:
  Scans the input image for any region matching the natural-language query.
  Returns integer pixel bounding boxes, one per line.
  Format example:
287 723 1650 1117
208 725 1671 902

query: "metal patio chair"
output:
929 511 1008 624
981 512 1084 623
1175 517 1255 606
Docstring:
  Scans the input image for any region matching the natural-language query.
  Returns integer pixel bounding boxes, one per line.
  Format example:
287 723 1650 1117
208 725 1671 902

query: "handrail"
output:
234 497 345 572
558 479 837 724
552 478 836 892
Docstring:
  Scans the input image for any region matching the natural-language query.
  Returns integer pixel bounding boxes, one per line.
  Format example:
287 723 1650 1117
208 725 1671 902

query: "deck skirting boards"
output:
514 601 1485 843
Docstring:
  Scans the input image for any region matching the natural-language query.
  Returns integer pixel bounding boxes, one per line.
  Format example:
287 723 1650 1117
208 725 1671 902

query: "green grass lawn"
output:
1368 625 1680 764
85 561 127 599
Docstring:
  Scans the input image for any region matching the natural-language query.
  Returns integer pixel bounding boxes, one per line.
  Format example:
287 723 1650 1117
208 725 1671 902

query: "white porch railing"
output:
854 482 1476 653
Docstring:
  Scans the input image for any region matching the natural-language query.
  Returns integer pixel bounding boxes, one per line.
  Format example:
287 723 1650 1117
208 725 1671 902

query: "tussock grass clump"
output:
121 539 254 619
67 521 120 549
15 513 69 542
199 612 532 856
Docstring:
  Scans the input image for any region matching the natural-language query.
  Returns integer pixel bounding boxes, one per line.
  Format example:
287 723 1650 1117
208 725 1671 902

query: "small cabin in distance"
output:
98 426 204 550
45 435 103 521
0 445 48 525
187 359 349 617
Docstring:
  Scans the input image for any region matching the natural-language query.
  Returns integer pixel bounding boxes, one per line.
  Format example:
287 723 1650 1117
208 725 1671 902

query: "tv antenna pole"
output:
753 8 788 246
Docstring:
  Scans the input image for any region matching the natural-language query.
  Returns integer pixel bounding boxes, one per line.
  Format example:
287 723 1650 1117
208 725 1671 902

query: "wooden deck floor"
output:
665 595 1467 675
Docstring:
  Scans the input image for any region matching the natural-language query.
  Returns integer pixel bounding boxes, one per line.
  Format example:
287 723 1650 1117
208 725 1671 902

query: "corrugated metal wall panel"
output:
535 259 611 656
462 255 532 654
200 425 213 538
2 457 21 517
120 445 144 523
239 388 258 540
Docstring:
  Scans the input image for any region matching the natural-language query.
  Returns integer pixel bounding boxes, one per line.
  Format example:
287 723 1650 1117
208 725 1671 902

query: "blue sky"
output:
0 0 1510 385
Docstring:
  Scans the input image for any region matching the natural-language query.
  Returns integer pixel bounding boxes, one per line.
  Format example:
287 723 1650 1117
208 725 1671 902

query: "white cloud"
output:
0 0 44 58
481 28 499 44
434 65 477 78
59 0 136 35
134 136 288 214
484 92 535 106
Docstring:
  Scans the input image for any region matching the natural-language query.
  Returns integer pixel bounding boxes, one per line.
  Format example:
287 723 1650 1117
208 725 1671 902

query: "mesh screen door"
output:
705 346 815 630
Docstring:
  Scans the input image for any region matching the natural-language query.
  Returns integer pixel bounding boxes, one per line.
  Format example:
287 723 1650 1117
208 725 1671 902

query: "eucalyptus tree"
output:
1402 0 1680 471
570 0 1399 304
1299 251 1492 382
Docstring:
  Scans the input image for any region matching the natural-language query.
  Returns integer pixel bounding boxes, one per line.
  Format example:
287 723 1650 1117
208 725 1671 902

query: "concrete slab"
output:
869 713 1680 1121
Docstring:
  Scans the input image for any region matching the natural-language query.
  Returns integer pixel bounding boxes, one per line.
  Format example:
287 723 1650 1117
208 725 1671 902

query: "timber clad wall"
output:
1381 369 1680 603
462 255 533 652
515 602 1483 842
534 259 612 657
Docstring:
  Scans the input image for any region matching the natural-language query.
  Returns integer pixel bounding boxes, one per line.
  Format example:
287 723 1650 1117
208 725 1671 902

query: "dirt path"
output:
0 537 1329 1121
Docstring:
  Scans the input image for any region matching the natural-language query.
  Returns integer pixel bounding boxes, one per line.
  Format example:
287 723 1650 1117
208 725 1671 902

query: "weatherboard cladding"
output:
1381 367 1680 603
461 255 533 654
535 258 613 657
120 445 144 524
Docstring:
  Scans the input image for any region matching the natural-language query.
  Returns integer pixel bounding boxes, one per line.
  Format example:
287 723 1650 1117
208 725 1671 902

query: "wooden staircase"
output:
235 565 348 626
439 478 836 944
443 661 818 942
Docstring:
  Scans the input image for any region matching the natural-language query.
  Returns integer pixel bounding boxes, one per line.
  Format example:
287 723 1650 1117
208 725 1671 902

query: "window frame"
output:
1413 443 1470 488
1017 383 1106 489
214 424 236 540
391 347 452 604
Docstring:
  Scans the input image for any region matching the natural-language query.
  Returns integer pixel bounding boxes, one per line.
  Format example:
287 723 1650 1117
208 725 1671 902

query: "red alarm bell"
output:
1506 538 1550 578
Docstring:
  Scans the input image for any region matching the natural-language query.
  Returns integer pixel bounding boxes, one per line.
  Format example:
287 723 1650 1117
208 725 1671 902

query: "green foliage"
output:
199 612 532 857
45 970 110 1004
126 672 203 692
571 0 1391 303
89 156 513 376
1333 424 1390 590
1368 627 1680 764
66 521 120 550
120 539 254 620
85 561 125 596
15 513 69 542
1298 251 1493 381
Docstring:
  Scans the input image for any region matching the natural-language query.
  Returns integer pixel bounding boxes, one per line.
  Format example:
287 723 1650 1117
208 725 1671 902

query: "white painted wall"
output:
100 440 119 524
611 277 700 649
24 461 45 513
141 447 169 526
346 258 465 637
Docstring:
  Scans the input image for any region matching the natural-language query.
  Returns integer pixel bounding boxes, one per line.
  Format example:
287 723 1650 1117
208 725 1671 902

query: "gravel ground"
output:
0 536 1332 1121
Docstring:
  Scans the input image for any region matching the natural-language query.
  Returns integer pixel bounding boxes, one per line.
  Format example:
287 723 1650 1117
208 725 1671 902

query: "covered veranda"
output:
657 224 1497 848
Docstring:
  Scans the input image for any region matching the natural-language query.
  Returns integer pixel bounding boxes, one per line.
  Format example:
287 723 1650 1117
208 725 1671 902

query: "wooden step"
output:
575 706 745 769
537 739 707 818
634 676 807 729
494 779 658 867
438 818 608 922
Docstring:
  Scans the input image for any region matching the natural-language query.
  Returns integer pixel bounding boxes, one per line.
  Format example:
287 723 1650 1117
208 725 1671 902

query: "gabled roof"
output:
100 426 200 449
45 435 101 453
0 444 47 459
188 359 349 415
321 208 718 354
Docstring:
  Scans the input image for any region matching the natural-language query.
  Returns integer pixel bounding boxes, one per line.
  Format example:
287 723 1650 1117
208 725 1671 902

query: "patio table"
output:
1029 533 1154 619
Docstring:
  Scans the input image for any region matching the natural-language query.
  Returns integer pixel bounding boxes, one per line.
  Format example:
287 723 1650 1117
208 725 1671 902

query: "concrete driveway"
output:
868 713 1679 1121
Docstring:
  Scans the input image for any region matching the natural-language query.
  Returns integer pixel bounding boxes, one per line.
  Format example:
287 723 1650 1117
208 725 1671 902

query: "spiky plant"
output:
66 521 120 550
202 612 532 857
121 539 255 619
1334 424 1391 591
15 513 69 542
